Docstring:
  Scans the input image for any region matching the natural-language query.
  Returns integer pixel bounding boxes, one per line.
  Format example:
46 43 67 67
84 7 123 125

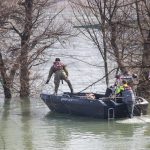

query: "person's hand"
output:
45 80 49 84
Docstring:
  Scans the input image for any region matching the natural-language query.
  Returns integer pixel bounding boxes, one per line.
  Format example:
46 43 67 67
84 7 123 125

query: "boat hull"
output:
40 93 149 119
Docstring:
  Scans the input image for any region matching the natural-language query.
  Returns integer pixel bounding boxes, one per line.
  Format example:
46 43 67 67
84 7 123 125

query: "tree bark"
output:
110 23 127 73
102 31 109 87
0 53 12 99
137 32 150 100
20 0 33 97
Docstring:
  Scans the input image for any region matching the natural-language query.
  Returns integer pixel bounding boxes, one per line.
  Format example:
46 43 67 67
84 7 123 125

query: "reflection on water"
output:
20 98 33 150
0 97 150 150
0 100 10 150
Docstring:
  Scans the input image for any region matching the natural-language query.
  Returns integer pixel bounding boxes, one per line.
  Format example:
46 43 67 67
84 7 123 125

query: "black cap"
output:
55 58 60 61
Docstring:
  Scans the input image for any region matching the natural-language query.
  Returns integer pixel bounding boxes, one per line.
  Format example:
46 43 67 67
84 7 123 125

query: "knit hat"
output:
55 58 60 61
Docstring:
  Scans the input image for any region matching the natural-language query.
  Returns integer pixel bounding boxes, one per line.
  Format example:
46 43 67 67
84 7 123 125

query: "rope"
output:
78 68 117 93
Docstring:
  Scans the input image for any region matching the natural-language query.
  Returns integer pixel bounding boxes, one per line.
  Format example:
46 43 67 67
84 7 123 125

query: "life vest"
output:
115 84 131 94
115 85 124 94
53 61 65 72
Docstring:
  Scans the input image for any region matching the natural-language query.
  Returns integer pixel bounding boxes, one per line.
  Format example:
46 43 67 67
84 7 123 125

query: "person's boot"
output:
53 92 57 95
67 81 74 94
71 88 73 94
54 84 59 95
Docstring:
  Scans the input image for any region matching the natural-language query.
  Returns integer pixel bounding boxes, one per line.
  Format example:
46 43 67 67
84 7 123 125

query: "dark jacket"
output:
122 88 135 104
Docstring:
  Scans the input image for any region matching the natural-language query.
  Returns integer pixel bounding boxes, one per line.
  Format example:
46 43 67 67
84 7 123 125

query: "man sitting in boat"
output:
116 80 135 118
45 58 74 95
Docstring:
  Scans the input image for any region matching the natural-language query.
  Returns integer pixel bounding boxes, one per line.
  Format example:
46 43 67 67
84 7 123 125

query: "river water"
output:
0 97 150 150
1 28 150 150
1 29 150 150
1 2 150 149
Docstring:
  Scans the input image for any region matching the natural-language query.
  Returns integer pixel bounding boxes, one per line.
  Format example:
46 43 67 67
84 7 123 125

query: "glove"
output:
45 80 49 84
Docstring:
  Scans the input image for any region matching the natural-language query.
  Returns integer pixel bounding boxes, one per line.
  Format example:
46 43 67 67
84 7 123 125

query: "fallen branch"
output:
79 68 117 93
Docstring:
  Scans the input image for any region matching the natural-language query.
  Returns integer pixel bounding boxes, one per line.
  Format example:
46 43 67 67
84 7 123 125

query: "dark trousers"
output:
125 103 134 118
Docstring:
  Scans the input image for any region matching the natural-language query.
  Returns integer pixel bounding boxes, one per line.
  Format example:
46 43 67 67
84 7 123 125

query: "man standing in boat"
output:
115 80 136 118
45 58 73 95
115 71 138 93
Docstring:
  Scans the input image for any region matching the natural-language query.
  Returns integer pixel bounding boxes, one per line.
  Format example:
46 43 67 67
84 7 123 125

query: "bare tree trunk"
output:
102 32 109 87
0 53 11 99
110 23 127 73
137 33 150 100
20 0 33 97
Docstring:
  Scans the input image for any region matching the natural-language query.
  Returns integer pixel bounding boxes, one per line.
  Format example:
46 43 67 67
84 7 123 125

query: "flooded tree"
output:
69 0 110 87
69 0 139 86
69 0 150 99
135 0 150 100
0 0 72 98
0 0 18 98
